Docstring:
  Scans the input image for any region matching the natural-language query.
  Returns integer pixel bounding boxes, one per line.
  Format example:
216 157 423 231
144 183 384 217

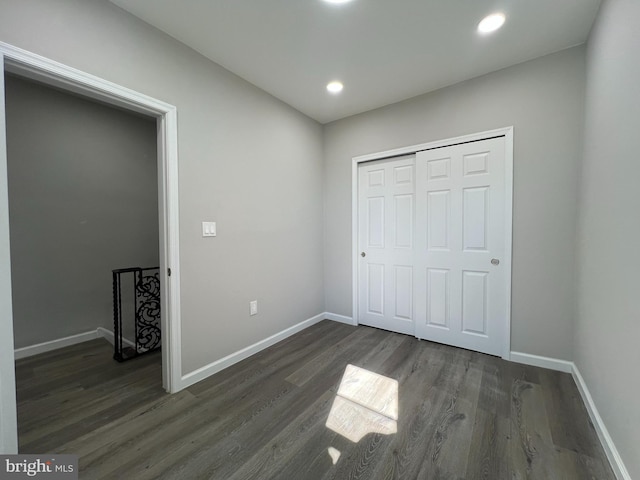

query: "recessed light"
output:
327 81 344 94
478 13 506 34
323 0 354 4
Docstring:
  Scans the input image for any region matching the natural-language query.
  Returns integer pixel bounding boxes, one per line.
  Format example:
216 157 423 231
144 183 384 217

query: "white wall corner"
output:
509 351 573 373
14 330 99 360
571 364 632 480
178 312 327 390
323 312 356 326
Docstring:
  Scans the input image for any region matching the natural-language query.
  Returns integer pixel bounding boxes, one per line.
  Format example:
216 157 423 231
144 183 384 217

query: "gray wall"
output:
6 75 159 348
324 47 586 360
576 0 640 477
0 0 325 374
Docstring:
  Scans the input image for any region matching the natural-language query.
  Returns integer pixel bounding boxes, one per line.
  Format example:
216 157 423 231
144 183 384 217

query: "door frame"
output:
0 42 183 453
351 127 514 359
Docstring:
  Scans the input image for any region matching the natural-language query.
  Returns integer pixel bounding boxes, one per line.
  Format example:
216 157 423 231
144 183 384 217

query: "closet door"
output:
414 137 506 356
357 156 416 335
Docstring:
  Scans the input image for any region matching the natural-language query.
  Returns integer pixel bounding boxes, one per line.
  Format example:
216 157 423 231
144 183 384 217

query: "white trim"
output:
351 157 360 329
509 351 573 373
0 52 18 453
571 364 631 480
502 129 514 359
14 326 156 361
351 127 514 359
96 327 136 349
14 330 99 360
0 41 182 394
2 46 171 117
159 108 182 394
179 313 326 390
352 127 515 164
324 312 356 326
13 327 137 361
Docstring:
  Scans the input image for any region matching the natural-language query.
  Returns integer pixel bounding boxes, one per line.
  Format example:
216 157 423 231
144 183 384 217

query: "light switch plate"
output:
202 221 216 237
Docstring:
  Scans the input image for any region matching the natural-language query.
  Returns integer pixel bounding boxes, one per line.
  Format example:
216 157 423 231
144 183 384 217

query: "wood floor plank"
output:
187 320 353 397
84 377 300 479
150 328 396 480
510 378 568 480
284 326 385 386
226 390 337 480
434 361 483 478
14 321 616 480
57 389 196 460
369 345 447 480
415 354 483 479
465 362 511 480
540 370 603 456
18 360 161 432
21 372 164 453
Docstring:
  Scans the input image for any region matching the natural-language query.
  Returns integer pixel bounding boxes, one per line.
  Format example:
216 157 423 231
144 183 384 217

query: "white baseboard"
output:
14 311 339 367
14 330 99 360
14 327 138 360
509 351 573 373
14 314 347 365
323 312 356 326
96 327 136 349
571 364 631 480
179 312 326 390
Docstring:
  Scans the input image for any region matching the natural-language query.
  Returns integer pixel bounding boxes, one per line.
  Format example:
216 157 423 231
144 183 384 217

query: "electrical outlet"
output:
250 300 258 316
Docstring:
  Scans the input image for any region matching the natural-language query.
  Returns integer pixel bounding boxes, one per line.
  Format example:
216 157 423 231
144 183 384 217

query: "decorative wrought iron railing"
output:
112 266 161 362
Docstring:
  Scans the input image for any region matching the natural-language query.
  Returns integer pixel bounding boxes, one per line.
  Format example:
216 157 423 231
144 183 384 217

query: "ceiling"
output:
109 0 601 124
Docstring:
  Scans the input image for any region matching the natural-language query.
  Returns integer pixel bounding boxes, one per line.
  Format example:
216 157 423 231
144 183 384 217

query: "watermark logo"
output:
0 455 77 479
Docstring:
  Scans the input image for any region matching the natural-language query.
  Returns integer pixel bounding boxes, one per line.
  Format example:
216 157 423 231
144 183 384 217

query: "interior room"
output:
0 0 637 478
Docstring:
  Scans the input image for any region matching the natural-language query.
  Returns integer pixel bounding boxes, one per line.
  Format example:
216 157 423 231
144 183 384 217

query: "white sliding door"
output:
356 134 509 357
414 137 506 356
357 156 416 335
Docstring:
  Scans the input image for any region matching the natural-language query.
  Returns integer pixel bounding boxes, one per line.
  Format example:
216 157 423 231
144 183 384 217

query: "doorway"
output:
0 42 182 453
6 73 160 361
353 128 513 358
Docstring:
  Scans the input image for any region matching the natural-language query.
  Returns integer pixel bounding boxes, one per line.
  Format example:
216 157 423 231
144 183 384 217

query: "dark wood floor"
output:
15 321 614 479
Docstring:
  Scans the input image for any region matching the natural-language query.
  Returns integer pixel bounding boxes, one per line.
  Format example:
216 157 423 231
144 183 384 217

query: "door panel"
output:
358 156 415 335
393 265 413 320
427 190 450 250
463 187 488 251
415 136 505 356
461 270 488 335
366 263 384 315
426 268 449 329
394 194 413 248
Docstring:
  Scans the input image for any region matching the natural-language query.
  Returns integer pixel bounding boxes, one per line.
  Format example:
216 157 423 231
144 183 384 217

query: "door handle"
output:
361 252 366 257
491 258 500 265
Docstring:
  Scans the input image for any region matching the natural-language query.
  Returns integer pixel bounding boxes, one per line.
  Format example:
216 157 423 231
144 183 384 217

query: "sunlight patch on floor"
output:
327 446 341 465
326 364 399 443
